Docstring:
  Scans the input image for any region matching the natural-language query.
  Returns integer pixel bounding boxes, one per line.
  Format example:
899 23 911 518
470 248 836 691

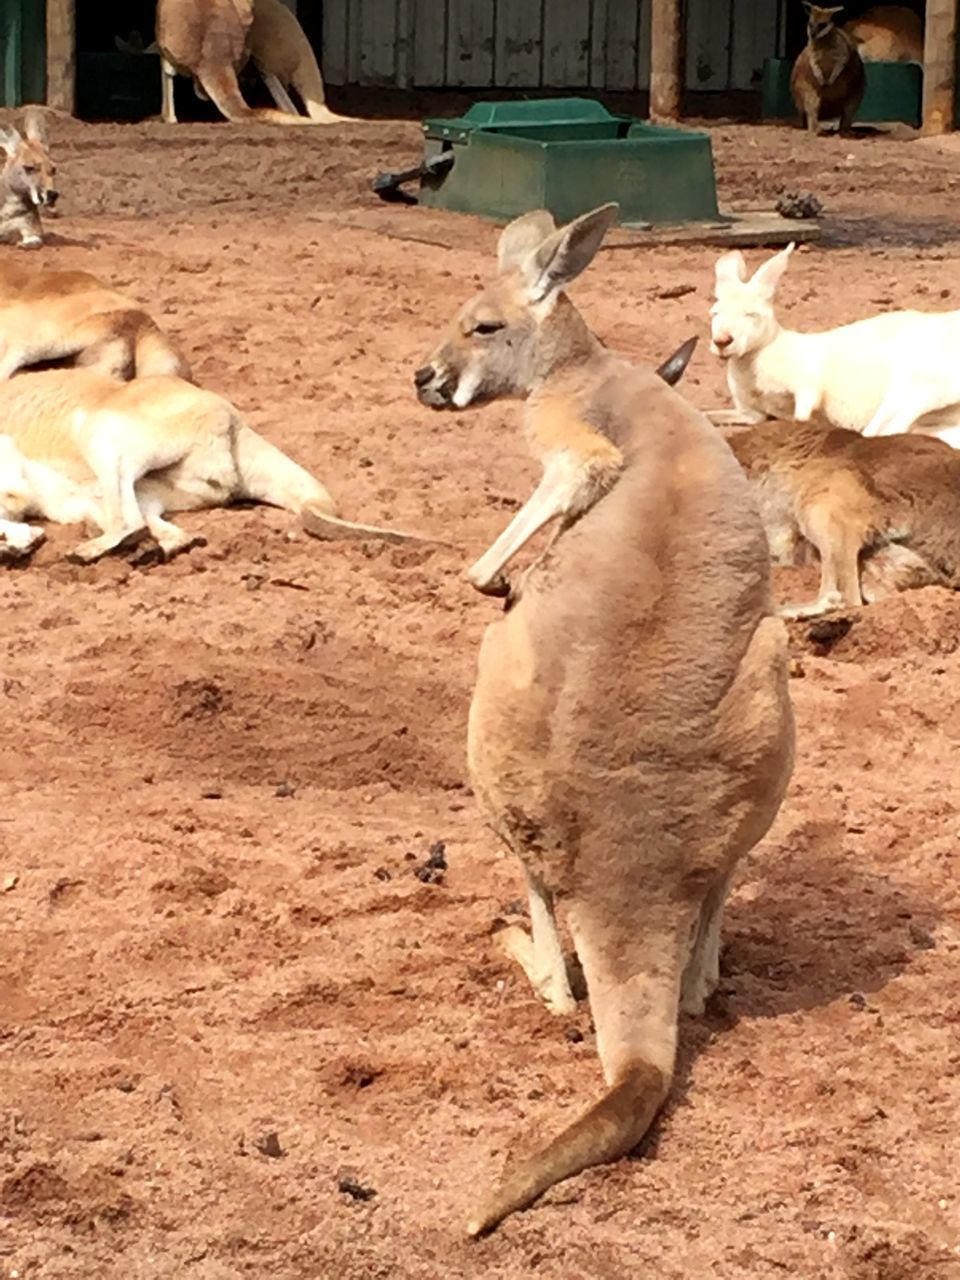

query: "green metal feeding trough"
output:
761 57 922 127
416 98 720 227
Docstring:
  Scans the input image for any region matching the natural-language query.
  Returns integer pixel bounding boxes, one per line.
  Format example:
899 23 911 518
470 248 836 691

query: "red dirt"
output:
1 110 959 1279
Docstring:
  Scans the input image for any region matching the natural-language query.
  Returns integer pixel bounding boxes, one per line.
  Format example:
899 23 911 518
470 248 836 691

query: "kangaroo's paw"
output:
778 591 847 620
67 527 146 564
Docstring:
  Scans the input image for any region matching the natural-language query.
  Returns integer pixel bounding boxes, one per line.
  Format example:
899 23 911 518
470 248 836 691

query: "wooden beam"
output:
922 0 958 135
46 0 75 113
650 0 682 119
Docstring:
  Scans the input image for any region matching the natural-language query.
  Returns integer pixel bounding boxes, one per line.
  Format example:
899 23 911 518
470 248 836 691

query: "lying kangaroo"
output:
0 369 429 564
728 419 960 618
156 0 341 125
0 263 190 382
0 109 58 248
415 205 795 1235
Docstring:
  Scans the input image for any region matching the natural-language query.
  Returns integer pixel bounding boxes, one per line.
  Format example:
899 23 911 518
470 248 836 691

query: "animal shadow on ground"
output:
649 827 934 1151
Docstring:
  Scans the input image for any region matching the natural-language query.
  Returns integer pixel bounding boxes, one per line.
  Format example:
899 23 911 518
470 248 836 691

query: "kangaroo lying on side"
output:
0 263 190 382
415 205 795 1236
845 5 923 62
0 370 429 564
710 244 960 447
0 109 59 248
156 0 341 125
727 419 960 618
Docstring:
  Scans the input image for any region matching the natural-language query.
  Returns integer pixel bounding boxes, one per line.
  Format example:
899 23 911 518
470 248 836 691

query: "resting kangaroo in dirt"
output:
415 205 795 1235
0 109 58 248
727 419 960 618
0 370 430 564
156 0 341 125
0 263 190 382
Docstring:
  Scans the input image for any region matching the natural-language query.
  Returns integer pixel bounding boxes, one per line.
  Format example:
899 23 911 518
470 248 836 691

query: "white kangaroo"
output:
0 370 431 564
710 244 960 446
415 205 795 1236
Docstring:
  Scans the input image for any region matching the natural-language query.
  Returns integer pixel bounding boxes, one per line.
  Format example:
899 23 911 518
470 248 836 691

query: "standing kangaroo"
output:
791 2 866 135
415 206 795 1235
155 0 341 125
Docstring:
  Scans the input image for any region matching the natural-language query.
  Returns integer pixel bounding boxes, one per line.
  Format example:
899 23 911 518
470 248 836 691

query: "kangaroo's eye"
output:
473 321 505 337
23 165 38 175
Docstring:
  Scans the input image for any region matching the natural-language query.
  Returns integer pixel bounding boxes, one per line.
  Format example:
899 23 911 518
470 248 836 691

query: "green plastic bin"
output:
419 98 720 226
761 56 922 127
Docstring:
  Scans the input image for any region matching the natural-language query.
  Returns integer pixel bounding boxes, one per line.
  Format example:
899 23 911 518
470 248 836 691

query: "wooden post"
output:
46 0 75 113
922 0 958 135
650 0 682 120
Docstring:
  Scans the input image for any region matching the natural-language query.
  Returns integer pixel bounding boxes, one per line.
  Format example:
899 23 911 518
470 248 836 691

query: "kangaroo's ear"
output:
715 249 747 286
22 107 46 145
497 210 557 275
0 126 22 158
656 336 698 386
520 203 620 306
751 242 795 298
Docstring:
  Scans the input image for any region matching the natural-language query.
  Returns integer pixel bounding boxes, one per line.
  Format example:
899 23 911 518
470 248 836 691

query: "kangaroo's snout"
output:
42 189 59 208
414 363 456 409
712 333 734 357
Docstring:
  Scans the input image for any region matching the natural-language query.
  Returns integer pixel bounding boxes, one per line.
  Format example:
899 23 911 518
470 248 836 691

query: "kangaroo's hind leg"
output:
681 868 735 1016
496 869 579 1015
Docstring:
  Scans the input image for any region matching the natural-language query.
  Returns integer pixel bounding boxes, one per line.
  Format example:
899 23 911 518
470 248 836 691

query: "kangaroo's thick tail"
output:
134 320 193 382
200 66 321 125
233 423 442 545
290 51 345 123
467 1061 668 1238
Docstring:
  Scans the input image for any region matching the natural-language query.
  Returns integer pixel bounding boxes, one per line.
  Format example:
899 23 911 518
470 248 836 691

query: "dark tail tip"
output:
655 335 699 387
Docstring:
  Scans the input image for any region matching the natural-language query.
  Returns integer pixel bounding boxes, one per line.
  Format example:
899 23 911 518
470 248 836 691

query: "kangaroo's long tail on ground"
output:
467 1060 669 1238
201 66 323 125
233 423 444 546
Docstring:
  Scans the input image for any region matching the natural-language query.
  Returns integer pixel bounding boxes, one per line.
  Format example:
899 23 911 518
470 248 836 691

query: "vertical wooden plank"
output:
684 0 732 91
445 0 495 85
729 0 778 90
322 0 350 84
637 0 651 91
46 0 75 112
650 0 681 115
413 0 447 84
395 0 415 85
543 0 590 86
922 0 959 133
589 0 608 88
604 0 641 90
358 0 399 83
496 0 542 87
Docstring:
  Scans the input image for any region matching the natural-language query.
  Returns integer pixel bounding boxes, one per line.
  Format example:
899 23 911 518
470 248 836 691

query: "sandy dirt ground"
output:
1 105 959 1279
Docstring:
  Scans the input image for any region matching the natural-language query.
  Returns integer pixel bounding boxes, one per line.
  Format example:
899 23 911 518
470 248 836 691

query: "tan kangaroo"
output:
727 419 960 618
248 0 341 122
0 108 59 248
415 205 795 1236
844 5 923 62
0 263 190 383
0 369 432 564
156 0 340 126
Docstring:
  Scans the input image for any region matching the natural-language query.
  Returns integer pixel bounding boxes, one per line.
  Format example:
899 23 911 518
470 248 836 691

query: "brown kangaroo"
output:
0 263 190 382
156 0 340 125
791 3 866 136
727 418 960 618
415 205 795 1235
0 109 59 248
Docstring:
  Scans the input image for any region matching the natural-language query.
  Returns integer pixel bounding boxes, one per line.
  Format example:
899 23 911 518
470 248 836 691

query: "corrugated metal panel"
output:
323 0 787 92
